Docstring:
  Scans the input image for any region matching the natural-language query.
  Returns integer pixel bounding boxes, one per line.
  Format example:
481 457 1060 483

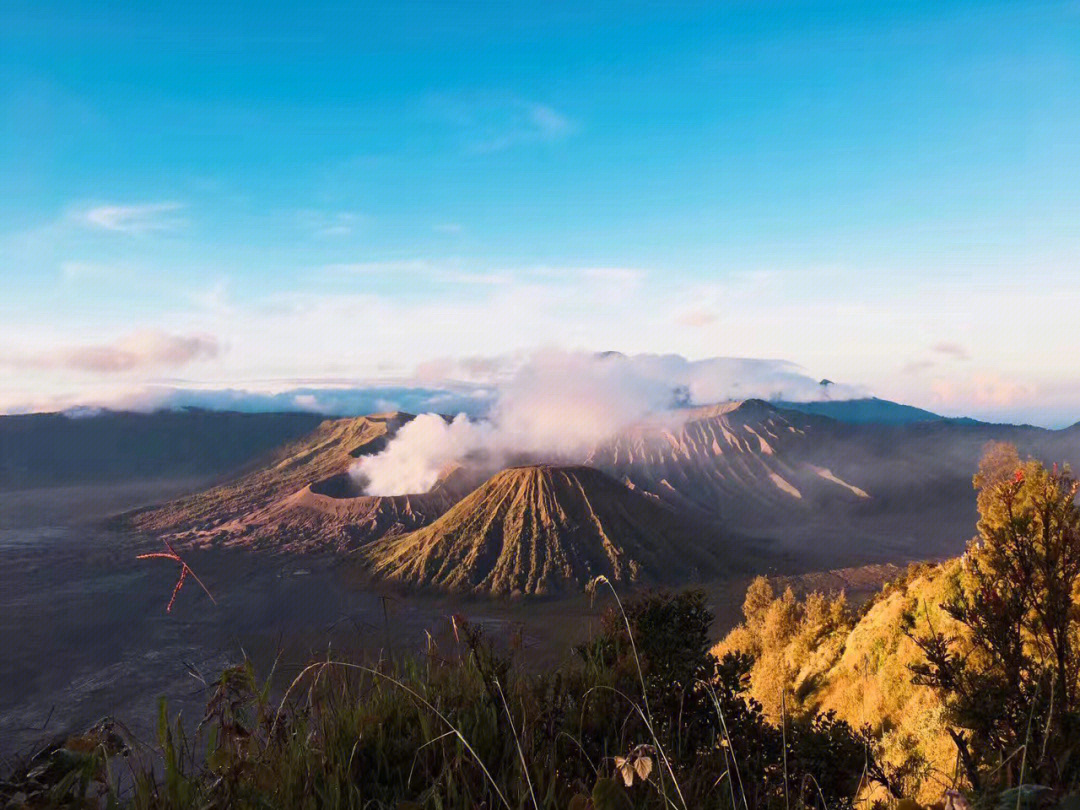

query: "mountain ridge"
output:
104 399 1080 580
0 409 328 491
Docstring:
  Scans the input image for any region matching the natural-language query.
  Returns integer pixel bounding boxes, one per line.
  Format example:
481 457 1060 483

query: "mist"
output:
354 350 863 495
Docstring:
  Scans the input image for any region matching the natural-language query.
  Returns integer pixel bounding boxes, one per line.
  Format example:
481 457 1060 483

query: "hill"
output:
0 409 327 491
713 560 967 802
363 464 731 596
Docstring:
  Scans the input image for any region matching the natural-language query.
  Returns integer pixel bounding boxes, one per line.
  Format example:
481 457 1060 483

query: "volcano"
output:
362 464 729 596
587 401 871 530
214 464 482 551
130 412 445 550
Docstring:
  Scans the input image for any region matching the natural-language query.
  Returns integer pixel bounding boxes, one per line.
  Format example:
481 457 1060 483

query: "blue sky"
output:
2 1 1080 424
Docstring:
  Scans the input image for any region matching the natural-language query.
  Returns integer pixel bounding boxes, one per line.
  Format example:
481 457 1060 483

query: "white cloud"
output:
4 254 1080 426
353 350 868 494
75 202 186 233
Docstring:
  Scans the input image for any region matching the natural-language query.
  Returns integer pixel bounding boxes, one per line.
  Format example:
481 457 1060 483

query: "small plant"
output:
136 538 217 612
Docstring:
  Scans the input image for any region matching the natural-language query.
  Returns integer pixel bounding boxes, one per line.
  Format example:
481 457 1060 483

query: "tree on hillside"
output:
716 576 852 720
906 443 1080 795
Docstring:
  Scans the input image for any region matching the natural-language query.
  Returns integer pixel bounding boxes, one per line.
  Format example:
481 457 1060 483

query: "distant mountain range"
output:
4 399 1078 596
86 398 1080 595
0 409 326 490
771 397 969 425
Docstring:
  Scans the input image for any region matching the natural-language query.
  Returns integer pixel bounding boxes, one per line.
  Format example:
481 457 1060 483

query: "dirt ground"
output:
0 481 899 766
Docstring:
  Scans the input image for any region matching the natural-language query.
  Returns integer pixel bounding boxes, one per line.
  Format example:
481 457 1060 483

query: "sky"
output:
2 1 1080 425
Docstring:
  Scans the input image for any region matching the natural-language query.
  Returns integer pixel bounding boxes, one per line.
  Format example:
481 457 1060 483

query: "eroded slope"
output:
364 464 731 596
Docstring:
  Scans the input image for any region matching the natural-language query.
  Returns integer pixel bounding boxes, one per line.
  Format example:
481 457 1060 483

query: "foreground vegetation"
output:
4 443 1080 809
718 444 1080 805
4 585 874 809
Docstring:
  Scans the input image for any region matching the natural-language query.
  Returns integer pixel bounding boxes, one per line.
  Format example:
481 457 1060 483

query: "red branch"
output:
136 539 217 613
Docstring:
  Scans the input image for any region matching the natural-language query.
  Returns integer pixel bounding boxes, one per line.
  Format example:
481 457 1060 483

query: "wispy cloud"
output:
930 372 1031 409
901 359 936 375
321 259 511 285
431 94 578 153
6 330 219 373
931 341 971 361
524 102 574 138
75 202 186 233
298 209 368 237
676 308 718 328
581 267 644 284
322 259 434 276
60 260 125 281
321 261 635 289
476 101 575 152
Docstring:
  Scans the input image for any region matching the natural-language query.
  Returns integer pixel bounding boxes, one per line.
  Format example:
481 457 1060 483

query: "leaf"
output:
634 755 653 782
614 756 634 786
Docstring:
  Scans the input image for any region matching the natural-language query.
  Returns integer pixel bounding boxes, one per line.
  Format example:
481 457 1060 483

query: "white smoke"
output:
354 350 864 496
357 413 495 496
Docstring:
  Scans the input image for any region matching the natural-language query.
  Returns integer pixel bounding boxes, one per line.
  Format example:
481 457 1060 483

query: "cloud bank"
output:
0 383 493 418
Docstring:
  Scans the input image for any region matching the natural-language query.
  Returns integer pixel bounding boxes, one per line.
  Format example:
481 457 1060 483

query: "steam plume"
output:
355 350 862 495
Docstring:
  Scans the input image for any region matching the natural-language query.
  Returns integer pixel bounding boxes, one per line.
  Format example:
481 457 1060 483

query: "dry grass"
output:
2 584 875 809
